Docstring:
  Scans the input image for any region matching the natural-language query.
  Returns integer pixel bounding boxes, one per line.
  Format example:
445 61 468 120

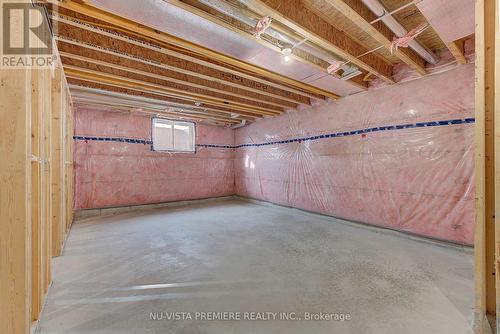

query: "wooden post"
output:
0 66 32 334
474 0 498 332
494 0 500 328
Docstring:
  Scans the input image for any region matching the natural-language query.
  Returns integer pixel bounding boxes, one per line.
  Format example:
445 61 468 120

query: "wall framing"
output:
0 3 74 331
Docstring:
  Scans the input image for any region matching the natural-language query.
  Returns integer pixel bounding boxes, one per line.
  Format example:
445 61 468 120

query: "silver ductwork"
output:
199 0 361 79
361 0 438 64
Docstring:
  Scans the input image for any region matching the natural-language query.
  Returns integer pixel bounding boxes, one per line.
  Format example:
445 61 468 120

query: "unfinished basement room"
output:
1 0 499 333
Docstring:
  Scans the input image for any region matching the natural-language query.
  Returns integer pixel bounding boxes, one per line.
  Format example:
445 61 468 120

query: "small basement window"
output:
152 118 195 152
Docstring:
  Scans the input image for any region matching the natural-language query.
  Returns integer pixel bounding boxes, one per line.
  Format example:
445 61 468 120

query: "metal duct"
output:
361 0 438 64
231 119 247 129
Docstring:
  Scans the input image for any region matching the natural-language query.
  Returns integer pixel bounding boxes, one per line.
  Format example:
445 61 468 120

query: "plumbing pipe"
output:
361 0 438 64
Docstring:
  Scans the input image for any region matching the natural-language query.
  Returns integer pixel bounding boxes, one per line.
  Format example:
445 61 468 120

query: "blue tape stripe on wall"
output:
73 136 152 145
73 117 475 149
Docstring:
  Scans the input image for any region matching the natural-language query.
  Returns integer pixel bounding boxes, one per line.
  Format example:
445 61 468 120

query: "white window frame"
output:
152 118 196 153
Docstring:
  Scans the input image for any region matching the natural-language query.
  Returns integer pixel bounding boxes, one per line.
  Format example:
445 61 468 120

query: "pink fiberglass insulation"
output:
234 65 474 245
416 0 474 44
74 107 234 209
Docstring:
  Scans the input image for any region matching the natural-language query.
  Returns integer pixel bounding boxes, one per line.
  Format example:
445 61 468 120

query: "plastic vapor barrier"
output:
74 107 234 209
235 65 474 245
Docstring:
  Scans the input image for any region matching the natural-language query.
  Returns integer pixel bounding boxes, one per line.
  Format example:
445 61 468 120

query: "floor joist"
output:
164 0 368 90
51 14 316 103
66 78 267 119
241 0 395 83
60 51 295 109
322 0 426 75
69 86 255 122
63 65 282 116
46 0 340 100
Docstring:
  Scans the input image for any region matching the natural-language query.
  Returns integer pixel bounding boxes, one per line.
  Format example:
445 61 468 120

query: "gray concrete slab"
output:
37 199 473 334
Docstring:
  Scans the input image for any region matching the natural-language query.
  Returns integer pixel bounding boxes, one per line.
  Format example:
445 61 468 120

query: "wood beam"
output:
46 0 340 99
51 15 313 104
73 98 241 124
59 52 295 109
69 87 250 122
321 0 426 75
62 57 285 113
66 78 264 119
68 81 255 120
242 0 394 83
70 88 253 122
75 101 236 126
63 65 281 116
447 40 467 65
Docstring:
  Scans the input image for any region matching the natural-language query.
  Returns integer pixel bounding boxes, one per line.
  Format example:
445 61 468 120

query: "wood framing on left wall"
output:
0 1 74 332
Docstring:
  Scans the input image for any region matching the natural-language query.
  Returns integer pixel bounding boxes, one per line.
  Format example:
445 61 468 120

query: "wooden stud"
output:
474 0 497 332
64 84 74 234
30 68 42 322
50 66 64 257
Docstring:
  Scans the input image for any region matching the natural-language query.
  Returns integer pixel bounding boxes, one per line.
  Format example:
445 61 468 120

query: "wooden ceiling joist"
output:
446 40 467 65
46 0 341 100
164 0 368 90
68 80 259 119
51 14 315 104
58 51 295 109
321 0 426 75
241 0 395 83
72 98 241 124
63 66 281 116
66 77 265 119
55 35 306 107
61 54 288 112
70 88 252 121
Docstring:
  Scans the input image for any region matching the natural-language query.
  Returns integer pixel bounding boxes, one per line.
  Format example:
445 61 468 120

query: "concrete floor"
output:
38 198 473 334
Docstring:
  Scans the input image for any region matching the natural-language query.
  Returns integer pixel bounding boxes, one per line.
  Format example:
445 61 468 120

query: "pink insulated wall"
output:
73 107 234 209
234 65 475 245
73 65 474 245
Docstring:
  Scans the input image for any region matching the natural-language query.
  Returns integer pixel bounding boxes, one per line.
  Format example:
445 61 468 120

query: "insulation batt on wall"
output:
235 65 475 245
73 108 235 209
73 65 474 245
